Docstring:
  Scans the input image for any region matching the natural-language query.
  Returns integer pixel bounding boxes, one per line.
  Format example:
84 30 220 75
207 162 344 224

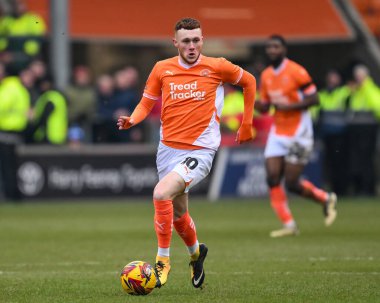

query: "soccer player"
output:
256 35 337 238
117 18 256 288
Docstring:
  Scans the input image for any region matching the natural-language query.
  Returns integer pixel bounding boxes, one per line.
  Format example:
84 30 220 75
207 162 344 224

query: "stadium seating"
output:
352 0 380 37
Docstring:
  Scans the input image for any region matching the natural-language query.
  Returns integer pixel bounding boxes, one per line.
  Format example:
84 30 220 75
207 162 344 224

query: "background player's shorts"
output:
157 142 216 193
264 126 313 164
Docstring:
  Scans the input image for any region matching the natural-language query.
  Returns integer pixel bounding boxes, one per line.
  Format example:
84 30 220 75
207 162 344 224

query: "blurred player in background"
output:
118 18 256 288
255 35 337 238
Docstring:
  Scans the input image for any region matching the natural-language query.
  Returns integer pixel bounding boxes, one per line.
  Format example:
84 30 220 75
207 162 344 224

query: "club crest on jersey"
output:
169 81 206 101
200 69 210 77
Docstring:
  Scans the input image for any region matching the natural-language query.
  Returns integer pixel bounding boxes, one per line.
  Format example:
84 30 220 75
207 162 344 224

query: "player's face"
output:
265 39 286 62
173 28 203 65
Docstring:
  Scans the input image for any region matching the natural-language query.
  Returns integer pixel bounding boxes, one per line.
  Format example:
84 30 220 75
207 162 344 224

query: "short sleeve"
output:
294 65 317 96
143 63 162 100
219 58 243 85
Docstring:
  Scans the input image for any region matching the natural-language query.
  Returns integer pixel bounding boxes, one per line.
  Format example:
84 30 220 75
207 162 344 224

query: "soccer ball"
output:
120 261 157 295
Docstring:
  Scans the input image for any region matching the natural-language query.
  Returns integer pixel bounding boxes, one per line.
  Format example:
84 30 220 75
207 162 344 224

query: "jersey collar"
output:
178 55 202 69
272 58 288 75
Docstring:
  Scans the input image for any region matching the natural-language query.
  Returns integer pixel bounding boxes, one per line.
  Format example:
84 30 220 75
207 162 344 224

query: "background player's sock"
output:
300 179 328 204
270 186 294 226
173 211 199 257
154 199 173 257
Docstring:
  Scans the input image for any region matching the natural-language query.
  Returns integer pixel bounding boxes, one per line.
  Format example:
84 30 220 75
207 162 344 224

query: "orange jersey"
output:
143 55 245 150
260 58 316 136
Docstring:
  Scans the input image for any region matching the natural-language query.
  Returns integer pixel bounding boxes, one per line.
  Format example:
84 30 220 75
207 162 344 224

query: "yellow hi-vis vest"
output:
7 13 46 56
33 90 67 144
349 77 380 121
0 76 30 131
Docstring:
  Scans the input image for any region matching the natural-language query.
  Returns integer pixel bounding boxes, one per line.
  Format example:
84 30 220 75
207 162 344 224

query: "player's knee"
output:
153 185 172 201
266 176 281 188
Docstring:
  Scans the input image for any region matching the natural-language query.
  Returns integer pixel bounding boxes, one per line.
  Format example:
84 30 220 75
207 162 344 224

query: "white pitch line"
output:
272 271 380 276
206 271 380 276
309 257 375 262
0 261 102 267
0 271 119 275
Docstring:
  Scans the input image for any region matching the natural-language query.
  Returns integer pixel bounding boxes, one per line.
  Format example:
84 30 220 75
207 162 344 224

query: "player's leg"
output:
171 152 213 288
173 193 199 257
266 156 298 237
153 171 186 287
172 193 207 288
284 162 337 226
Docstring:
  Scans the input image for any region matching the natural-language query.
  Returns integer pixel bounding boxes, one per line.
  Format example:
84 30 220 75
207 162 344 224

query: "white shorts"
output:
264 125 313 165
156 142 216 193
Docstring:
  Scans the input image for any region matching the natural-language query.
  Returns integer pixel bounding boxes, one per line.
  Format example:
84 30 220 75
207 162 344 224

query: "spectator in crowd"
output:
28 59 48 92
94 73 117 142
0 5 12 54
2 0 46 73
0 62 29 200
0 44 45 200
313 70 351 119
0 5 12 34
349 64 380 120
27 77 67 145
345 64 380 196
317 70 351 195
65 65 96 143
0 62 30 135
113 67 139 118
19 67 38 105
112 67 142 142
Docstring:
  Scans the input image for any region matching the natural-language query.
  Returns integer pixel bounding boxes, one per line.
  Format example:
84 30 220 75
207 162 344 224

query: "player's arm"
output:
117 96 156 130
295 88 319 110
220 58 256 143
235 70 256 143
274 65 318 111
118 63 161 130
274 82 319 111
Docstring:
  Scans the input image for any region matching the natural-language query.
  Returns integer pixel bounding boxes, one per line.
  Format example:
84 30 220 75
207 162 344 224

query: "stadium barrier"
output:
208 146 322 201
0 143 321 201
14 144 209 200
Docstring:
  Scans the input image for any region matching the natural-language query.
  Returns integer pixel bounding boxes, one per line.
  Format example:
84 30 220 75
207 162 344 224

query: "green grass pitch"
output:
0 198 379 303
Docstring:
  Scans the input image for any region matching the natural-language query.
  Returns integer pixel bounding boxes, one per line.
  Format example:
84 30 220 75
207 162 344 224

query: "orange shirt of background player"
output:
260 58 316 136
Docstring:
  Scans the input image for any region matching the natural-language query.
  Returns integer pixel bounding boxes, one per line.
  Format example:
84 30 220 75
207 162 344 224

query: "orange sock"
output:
173 211 198 247
300 180 328 204
270 186 294 225
154 199 173 253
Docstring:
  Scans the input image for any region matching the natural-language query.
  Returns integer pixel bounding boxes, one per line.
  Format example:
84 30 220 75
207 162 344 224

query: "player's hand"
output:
236 123 254 144
117 116 134 130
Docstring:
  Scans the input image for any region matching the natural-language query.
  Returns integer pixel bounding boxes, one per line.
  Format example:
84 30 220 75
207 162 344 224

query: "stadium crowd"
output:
1 57 380 195
1 0 380 198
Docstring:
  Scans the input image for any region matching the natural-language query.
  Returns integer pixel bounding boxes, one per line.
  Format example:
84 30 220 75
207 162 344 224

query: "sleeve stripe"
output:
233 68 243 85
299 81 314 90
143 93 160 101
303 85 317 95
